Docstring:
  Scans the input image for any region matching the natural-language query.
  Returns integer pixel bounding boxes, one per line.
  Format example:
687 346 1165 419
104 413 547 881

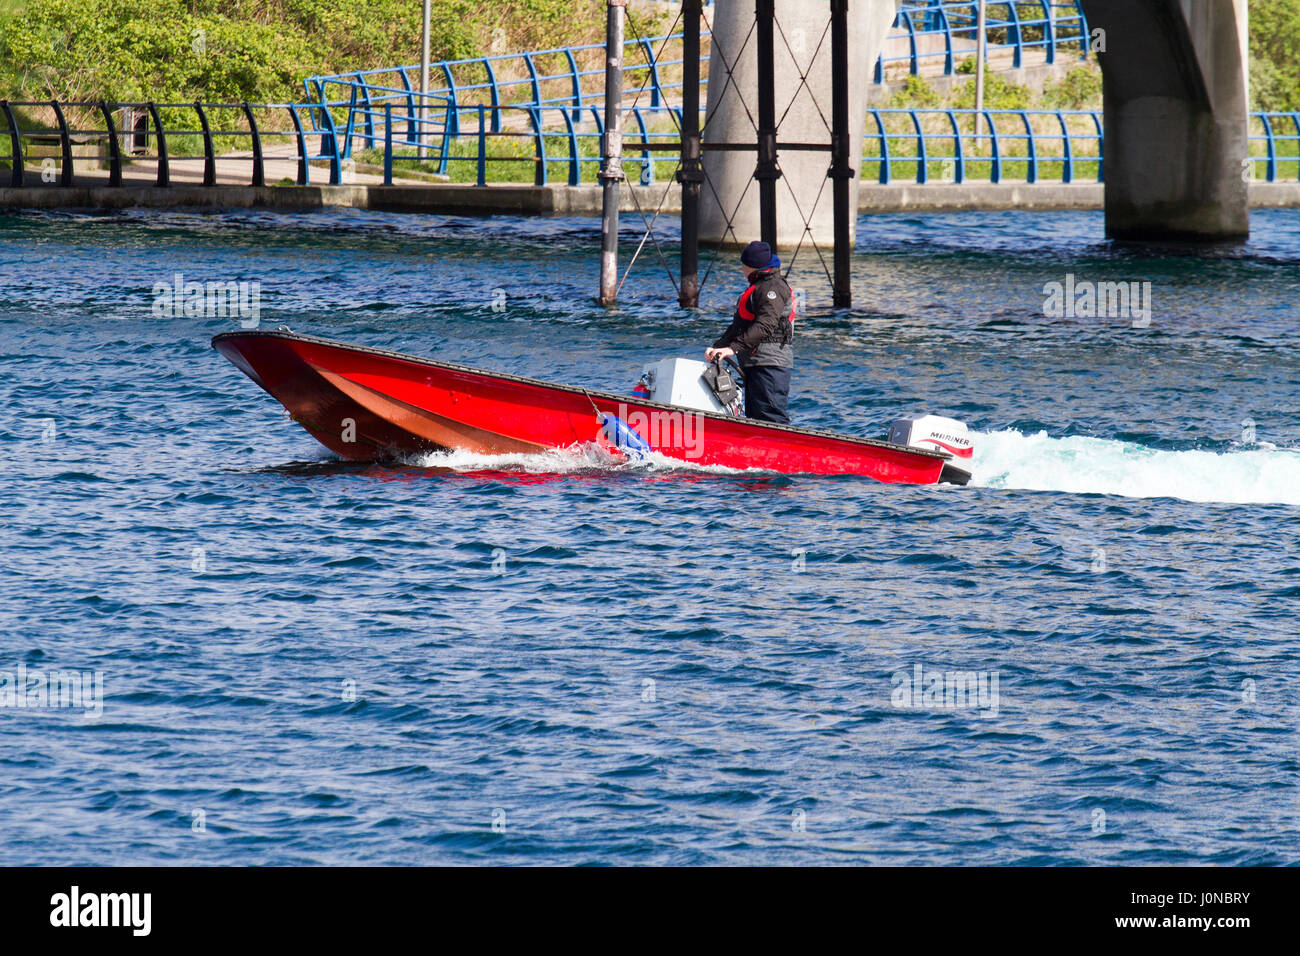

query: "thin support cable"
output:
695 141 749 250
616 164 683 297
697 168 757 293
616 4 763 301
684 151 753 297
623 6 685 134
608 5 851 305
697 11 761 141
607 5 687 301
773 16 832 135
778 164 834 289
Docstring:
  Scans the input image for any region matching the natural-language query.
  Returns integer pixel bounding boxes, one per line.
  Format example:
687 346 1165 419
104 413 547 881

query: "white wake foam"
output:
407 432 1299 506
407 444 757 476
971 429 1300 506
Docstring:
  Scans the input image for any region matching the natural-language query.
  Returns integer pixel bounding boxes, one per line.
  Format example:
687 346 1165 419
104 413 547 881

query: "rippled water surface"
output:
1 206 1298 864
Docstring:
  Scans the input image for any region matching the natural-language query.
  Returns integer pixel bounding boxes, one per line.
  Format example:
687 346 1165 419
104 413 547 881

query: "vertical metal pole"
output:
477 103 487 186
419 0 431 159
975 0 987 151
829 0 852 308
756 0 779 249
597 0 626 306
678 0 703 308
384 103 394 184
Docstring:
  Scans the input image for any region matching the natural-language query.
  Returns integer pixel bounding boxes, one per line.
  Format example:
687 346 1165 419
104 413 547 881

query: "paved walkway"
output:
4 142 435 188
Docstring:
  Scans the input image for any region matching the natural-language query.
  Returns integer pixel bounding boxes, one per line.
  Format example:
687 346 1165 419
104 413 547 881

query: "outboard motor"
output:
889 415 974 485
633 357 742 416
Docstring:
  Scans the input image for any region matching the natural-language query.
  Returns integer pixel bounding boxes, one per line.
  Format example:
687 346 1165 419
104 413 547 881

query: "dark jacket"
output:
712 267 795 368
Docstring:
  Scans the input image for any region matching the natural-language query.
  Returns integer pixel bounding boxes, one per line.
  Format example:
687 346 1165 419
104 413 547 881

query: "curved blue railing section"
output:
879 1 1089 80
348 101 683 187
304 32 694 173
863 108 1103 184
1249 113 1300 184
306 3 1091 117
305 36 692 132
324 104 1111 187
302 2 1093 170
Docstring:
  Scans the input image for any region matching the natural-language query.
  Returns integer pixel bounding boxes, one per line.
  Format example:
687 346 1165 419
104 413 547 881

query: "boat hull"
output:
211 331 951 484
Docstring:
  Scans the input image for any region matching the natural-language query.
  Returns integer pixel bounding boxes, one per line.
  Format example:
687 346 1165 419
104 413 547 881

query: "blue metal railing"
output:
304 32 694 173
305 38 692 120
302 3 1092 156
879 1 1090 80
338 106 1300 188
340 97 683 186
863 108 1103 184
330 101 1109 187
4 101 1299 190
1249 113 1300 184
310 80 454 172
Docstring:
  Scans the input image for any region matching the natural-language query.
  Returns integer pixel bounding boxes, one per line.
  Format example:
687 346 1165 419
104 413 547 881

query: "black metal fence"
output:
0 100 338 188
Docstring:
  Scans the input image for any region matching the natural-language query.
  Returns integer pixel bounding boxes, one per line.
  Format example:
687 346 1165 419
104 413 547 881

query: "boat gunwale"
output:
211 329 951 463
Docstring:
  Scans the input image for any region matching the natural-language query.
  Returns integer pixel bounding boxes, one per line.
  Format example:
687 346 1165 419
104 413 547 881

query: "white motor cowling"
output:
634 357 739 415
889 414 974 485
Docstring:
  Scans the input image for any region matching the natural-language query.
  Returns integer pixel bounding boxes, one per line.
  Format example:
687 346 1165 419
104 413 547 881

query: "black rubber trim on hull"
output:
939 463 972 486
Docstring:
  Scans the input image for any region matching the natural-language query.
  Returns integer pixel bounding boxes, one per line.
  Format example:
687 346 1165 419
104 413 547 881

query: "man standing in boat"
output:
704 240 795 425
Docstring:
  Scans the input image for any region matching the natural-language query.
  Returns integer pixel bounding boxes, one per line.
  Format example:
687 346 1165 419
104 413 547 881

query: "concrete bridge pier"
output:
700 0 898 250
1082 0 1250 240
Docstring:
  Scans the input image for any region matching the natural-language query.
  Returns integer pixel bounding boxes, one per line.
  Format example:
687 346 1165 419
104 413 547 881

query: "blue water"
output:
2 207 1298 864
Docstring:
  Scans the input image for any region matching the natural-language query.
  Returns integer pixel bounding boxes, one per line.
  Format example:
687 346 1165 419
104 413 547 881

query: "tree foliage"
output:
0 0 607 102
3 1 1297 112
1251 0 1300 110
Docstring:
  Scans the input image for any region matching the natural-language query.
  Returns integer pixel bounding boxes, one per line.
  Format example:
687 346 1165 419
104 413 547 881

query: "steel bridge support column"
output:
701 0 897 251
1081 0 1249 240
830 0 852 306
679 0 705 307
597 0 626 306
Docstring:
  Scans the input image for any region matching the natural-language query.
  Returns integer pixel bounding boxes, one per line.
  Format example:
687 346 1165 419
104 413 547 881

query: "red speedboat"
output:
211 330 966 485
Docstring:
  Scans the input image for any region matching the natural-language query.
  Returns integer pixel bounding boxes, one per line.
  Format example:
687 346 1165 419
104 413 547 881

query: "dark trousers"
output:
743 365 791 424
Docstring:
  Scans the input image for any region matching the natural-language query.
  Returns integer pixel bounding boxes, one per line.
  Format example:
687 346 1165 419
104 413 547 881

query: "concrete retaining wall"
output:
4 181 1300 216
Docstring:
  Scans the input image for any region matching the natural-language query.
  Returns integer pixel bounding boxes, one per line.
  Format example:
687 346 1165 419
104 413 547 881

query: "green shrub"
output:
888 75 941 109
0 0 610 105
1040 65 1102 110
953 73 1032 111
